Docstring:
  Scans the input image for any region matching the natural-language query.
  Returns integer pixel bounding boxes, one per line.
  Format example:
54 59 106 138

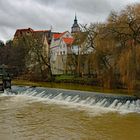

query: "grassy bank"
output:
12 79 134 96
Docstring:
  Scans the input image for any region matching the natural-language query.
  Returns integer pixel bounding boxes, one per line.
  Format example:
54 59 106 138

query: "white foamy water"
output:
2 88 140 115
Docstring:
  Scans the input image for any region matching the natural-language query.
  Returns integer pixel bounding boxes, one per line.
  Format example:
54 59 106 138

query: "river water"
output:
0 86 140 140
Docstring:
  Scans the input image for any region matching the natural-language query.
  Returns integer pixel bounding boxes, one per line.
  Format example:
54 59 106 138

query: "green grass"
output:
55 75 75 80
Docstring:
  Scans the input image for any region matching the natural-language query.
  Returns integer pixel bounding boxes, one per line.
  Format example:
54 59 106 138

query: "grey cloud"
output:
0 0 139 41
65 0 112 15
35 0 59 5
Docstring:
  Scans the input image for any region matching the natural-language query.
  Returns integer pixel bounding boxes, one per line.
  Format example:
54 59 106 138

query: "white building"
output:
50 31 74 74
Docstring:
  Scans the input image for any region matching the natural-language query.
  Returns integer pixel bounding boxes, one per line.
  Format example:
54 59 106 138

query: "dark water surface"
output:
0 86 140 140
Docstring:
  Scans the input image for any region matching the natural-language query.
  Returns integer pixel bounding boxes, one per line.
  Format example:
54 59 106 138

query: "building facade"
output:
50 31 74 74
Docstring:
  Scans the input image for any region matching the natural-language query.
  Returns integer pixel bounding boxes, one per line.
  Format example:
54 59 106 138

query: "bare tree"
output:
23 32 53 81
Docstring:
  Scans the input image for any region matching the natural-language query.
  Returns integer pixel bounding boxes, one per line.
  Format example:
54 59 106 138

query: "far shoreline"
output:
12 79 138 97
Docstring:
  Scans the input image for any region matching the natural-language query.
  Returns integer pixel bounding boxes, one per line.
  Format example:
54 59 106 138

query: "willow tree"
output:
106 4 140 90
91 23 120 88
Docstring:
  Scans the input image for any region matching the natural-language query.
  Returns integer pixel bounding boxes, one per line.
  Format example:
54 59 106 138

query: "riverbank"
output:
12 80 135 96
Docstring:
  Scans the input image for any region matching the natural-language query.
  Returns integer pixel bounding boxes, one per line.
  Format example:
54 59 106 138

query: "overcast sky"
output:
0 0 139 41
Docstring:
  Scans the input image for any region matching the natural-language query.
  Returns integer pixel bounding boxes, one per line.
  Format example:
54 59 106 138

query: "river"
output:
0 86 140 140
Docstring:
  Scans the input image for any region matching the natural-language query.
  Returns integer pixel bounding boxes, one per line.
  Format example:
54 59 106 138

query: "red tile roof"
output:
63 38 74 44
53 33 61 39
53 31 69 39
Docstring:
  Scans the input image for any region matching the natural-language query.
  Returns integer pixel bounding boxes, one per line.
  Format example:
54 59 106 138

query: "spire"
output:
75 13 77 21
74 13 77 24
71 13 80 33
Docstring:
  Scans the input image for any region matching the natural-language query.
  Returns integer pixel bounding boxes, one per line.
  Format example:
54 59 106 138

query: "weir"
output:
2 86 140 114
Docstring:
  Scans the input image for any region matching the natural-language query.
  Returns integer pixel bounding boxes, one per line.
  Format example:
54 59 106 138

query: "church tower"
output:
71 14 80 34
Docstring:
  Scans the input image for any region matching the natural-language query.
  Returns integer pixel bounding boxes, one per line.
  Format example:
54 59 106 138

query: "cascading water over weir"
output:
1 86 140 114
